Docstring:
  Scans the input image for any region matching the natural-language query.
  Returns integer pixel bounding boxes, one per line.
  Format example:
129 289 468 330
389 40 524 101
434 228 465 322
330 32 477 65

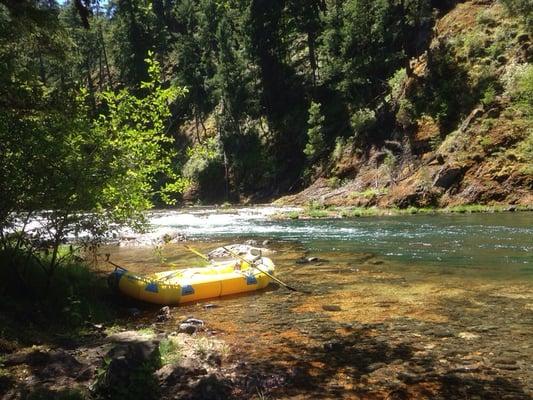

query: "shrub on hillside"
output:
500 0 533 30
183 137 223 179
388 68 407 100
350 108 376 137
396 99 416 129
504 63 533 116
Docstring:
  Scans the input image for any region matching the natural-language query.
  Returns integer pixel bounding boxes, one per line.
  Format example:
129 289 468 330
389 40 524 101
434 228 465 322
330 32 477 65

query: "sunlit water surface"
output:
104 207 533 398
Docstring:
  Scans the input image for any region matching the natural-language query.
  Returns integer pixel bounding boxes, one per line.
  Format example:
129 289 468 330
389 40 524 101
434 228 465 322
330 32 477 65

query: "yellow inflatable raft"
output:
108 256 275 305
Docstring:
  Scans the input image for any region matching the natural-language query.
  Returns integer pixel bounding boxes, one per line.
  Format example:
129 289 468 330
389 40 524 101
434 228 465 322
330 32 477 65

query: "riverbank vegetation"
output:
274 203 533 220
0 251 114 342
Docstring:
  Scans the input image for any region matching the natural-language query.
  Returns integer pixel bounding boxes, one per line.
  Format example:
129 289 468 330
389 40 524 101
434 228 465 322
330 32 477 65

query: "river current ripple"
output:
145 206 533 274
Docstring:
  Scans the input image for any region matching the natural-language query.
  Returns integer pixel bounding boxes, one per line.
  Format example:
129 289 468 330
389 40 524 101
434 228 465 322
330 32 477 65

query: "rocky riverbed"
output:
1 290 531 400
1 231 531 399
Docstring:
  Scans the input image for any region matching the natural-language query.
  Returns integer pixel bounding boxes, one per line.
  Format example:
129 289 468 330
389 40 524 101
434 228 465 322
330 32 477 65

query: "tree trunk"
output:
307 30 318 86
98 52 104 91
223 149 230 202
99 26 113 88
199 117 207 137
38 51 46 85
86 66 97 115
194 110 201 144
44 237 60 294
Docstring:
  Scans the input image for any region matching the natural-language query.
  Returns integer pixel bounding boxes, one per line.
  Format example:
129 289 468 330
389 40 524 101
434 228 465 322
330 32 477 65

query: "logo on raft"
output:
246 273 257 285
181 285 195 295
145 282 159 293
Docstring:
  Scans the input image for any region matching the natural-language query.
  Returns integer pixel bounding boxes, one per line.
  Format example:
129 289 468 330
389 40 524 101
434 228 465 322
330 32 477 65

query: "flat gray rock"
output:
106 330 157 343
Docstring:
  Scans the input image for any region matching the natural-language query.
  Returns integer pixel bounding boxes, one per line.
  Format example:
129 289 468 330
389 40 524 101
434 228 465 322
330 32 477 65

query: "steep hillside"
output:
279 0 532 208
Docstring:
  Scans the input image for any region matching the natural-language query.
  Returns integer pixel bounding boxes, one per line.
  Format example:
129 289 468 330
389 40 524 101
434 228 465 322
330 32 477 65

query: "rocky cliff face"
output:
280 1 532 208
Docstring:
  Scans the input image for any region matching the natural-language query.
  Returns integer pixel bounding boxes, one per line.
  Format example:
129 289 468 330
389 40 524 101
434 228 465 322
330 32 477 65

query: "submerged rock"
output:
457 332 480 340
161 230 187 244
367 362 387 372
323 341 344 352
296 256 324 264
425 327 454 338
322 305 342 312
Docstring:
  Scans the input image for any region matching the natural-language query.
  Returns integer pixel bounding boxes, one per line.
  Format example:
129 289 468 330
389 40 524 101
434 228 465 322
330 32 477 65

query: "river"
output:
105 207 533 399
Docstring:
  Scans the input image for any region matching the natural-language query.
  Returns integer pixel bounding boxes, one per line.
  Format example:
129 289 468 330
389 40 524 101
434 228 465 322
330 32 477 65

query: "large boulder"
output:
160 229 187 244
392 184 441 208
433 163 467 189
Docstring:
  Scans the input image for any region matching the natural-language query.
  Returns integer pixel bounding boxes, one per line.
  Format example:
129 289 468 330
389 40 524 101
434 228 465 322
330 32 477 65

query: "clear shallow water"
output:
107 207 533 398
147 207 533 274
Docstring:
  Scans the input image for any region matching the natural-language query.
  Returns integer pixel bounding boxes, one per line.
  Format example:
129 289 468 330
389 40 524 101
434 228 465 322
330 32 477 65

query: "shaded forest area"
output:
1 0 532 210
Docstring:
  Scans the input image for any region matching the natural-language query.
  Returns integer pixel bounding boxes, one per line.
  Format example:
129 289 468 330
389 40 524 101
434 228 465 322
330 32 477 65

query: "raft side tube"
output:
112 256 276 305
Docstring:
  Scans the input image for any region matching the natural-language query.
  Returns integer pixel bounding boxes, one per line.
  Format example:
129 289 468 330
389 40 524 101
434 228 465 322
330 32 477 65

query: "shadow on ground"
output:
229 323 532 399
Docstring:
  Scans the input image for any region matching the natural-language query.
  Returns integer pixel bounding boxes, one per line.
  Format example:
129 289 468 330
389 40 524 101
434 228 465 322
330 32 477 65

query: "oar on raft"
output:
184 244 305 292
105 254 179 283
220 246 309 294
184 245 210 261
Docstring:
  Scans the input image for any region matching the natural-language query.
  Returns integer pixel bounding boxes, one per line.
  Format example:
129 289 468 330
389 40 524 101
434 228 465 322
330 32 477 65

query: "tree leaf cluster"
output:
0 2 187 286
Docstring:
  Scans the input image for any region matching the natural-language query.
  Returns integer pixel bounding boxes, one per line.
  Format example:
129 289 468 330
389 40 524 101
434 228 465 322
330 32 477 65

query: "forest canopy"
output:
1 0 531 227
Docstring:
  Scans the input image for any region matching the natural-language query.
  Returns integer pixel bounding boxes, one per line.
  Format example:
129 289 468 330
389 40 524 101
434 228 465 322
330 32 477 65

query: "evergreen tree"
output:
249 0 308 187
286 0 325 86
319 0 345 85
214 11 252 135
109 0 157 87
60 2 113 113
304 101 326 161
